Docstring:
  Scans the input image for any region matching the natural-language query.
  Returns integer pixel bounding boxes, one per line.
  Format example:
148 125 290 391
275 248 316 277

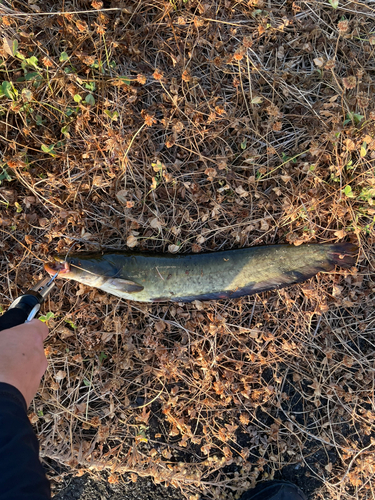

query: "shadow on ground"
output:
49 463 324 500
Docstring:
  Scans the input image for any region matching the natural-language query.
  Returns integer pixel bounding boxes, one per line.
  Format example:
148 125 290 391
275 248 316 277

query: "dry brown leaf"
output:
332 285 343 297
150 217 163 230
55 370 67 381
154 321 166 333
334 229 346 238
235 185 248 197
168 244 180 253
308 379 321 398
127 234 138 248
59 327 74 339
28 412 39 424
102 331 114 343
325 462 333 473
25 234 35 246
204 167 217 181
280 174 291 183
193 300 204 310
313 57 324 67
116 190 128 205
3 37 16 57
23 196 36 208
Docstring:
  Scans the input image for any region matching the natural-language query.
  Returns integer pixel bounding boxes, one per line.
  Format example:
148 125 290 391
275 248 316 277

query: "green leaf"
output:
344 112 365 126
136 427 148 443
20 103 33 113
241 138 247 150
118 76 131 85
61 125 70 135
16 51 25 60
15 202 22 213
104 109 119 121
84 81 96 91
83 378 91 387
73 94 82 103
360 142 367 157
353 113 364 124
343 185 354 198
2 81 14 100
99 352 107 363
90 60 101 70
59 51 69 62
35 114 44 126
25 56 39 69
39 311 55 323
0 166 13 184
64 318 77 329
41 144 55 154
328 0 339 8
85 93 95 105
359 188 375 201
12 39 18 56
24 72 39 81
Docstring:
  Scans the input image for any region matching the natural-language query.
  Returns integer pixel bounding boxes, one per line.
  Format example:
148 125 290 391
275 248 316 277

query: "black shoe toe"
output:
239 480 307 500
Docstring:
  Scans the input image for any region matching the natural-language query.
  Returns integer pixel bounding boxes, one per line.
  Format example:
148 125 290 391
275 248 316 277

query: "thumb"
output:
28 319 49 341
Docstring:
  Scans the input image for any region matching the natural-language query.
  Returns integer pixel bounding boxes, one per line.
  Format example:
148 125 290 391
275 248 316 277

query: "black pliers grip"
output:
0 274 57 332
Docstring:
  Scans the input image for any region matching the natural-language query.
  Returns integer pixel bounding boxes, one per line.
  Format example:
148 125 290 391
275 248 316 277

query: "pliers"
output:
0 272 58 332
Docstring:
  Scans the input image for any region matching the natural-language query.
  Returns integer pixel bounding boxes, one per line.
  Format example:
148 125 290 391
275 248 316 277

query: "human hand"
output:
0 319 49 407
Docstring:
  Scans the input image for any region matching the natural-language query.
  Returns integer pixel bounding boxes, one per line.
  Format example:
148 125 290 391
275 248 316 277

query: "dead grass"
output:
0 0 375 498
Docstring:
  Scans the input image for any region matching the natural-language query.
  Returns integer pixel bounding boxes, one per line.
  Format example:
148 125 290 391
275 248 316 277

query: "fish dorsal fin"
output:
107 278 144 293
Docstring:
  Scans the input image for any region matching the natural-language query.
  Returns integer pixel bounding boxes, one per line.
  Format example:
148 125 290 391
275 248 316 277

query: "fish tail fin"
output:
326 243 358 268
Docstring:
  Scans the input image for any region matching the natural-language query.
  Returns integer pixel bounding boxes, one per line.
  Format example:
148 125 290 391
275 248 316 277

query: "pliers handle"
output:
0 273 58 332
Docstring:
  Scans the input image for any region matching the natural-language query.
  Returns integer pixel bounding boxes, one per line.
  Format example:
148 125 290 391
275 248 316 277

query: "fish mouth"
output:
44 259 71 276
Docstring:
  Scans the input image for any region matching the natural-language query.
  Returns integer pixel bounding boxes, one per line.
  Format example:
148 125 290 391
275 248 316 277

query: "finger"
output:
29 319 49 341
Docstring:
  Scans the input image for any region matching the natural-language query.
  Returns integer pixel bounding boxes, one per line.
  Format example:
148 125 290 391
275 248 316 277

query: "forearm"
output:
0 383 51 500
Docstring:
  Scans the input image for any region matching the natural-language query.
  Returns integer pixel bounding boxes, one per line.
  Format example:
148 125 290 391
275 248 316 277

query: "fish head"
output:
44 254 108 288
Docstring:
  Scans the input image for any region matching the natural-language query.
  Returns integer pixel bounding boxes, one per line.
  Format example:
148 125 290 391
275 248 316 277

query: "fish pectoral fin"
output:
107 278 144 293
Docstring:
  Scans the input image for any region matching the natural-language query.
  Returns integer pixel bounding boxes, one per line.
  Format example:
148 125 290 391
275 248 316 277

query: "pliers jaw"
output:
0 271 59 331
7 272 59 323
30 272 59 301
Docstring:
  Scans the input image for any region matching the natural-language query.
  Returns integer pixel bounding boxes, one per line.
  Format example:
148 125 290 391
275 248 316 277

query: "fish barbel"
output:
44 243 357 303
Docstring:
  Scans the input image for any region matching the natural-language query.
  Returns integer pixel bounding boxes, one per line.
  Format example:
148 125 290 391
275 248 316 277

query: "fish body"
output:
44 243 357 303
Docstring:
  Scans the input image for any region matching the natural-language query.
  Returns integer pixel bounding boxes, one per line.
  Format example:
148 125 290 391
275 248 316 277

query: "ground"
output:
47 459 324 499
51 468 187 500
0 0 375 499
